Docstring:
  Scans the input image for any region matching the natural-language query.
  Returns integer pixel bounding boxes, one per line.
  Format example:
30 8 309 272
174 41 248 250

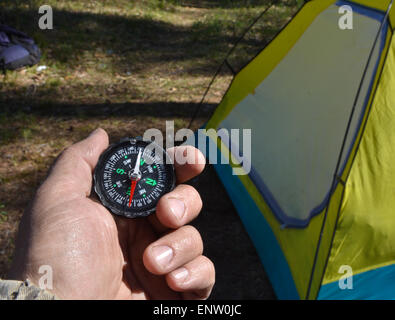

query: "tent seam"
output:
305 2 393 299
312 28 394 300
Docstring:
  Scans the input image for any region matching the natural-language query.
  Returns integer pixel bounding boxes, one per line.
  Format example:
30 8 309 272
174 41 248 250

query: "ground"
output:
0 0 300 299
189 165 276 299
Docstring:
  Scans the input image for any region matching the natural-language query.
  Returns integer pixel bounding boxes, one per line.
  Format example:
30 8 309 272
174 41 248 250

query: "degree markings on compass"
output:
109 154 120 163
114 193 121 204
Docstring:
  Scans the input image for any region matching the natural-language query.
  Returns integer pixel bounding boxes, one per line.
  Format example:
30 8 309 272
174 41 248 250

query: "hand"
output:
8 128 215 300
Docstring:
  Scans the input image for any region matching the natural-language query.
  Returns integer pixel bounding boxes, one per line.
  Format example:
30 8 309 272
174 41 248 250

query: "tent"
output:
188 0 395 299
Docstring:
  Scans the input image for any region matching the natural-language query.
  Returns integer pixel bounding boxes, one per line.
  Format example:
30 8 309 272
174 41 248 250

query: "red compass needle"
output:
128 148 143 208
128 178 139 207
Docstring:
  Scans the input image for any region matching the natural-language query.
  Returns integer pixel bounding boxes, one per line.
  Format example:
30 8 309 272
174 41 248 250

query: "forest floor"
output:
0 0 300 298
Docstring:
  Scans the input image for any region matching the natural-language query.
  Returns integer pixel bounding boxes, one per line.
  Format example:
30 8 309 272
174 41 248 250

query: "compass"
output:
93 137 176 218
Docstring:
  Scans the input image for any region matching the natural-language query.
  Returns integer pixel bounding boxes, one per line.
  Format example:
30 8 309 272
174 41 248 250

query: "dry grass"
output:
0 0 300 278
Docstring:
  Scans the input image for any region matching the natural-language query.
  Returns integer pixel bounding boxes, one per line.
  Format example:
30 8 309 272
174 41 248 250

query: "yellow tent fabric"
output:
355 0 395 27
196 0 395 299
204 0 343 299
207 0 334 130
322 30 395 285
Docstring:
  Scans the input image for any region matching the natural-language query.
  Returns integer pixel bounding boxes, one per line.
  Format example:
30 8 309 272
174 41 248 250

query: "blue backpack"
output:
0 24 41 71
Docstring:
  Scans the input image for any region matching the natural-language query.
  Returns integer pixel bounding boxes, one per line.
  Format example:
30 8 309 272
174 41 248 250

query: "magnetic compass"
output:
93 138 176 218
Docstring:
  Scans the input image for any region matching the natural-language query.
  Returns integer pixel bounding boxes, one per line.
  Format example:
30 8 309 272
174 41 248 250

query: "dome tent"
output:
188 0 395 299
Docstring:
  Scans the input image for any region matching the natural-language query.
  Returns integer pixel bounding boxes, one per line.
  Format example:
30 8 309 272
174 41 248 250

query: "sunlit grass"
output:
0 0 300 277
0 0 300 107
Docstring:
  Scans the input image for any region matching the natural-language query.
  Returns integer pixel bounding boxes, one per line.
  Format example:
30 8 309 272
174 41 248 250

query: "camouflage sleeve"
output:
0 279 58 300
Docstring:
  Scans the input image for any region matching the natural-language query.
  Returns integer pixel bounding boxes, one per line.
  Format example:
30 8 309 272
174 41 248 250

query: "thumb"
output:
40 128 109 199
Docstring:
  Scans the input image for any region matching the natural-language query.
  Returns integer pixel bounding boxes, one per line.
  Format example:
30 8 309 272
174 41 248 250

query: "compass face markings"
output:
94 139 175 218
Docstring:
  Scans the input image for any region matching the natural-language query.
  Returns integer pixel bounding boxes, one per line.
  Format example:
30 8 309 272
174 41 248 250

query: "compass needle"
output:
93 138 175 218
128 179 138 207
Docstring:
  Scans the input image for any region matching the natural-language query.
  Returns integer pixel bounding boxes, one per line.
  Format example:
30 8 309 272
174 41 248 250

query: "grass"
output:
0 0 301 278
0 0 299 107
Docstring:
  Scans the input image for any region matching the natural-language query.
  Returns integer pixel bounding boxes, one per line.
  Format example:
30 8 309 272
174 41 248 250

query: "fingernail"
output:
172 267 189 281
168 198 185 220
152 245 173 268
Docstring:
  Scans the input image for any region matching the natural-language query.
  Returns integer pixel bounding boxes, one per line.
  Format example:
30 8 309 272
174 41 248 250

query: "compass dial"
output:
93 138 175 218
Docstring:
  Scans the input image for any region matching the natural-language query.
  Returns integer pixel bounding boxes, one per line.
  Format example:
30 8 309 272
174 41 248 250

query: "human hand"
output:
9 128 215 300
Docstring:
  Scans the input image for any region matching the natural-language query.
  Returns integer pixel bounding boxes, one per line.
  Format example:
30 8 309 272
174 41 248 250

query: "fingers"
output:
143 225 214 299
147 146 204 233
39 128 109 200
143 225 203 275
167 256 215 299
150 184 202 231
167 146 206 184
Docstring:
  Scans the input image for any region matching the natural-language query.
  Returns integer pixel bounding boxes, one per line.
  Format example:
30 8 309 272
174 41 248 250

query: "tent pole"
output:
187 0 282 130
306 0 394 300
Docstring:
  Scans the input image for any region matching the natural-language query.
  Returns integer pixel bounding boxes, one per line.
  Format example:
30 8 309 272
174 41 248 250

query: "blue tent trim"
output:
336 1 389 178
317 263 395 299
338 0 385 21
243 0 388 229
189 130 298 298
211 147 299 299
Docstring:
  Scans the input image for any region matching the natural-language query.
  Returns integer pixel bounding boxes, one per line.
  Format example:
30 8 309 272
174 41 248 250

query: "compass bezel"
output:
93 137 176 219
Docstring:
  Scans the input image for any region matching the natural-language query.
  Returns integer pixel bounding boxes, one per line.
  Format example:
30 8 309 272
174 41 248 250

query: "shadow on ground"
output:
189 165 276 299
0 6 265 76
178 0 299 9
0 1 299 76
0 100 215 118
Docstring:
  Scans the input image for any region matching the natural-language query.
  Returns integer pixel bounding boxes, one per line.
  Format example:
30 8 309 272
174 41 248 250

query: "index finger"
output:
167 146 206 184
38 128 109 202
147 146 205 233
